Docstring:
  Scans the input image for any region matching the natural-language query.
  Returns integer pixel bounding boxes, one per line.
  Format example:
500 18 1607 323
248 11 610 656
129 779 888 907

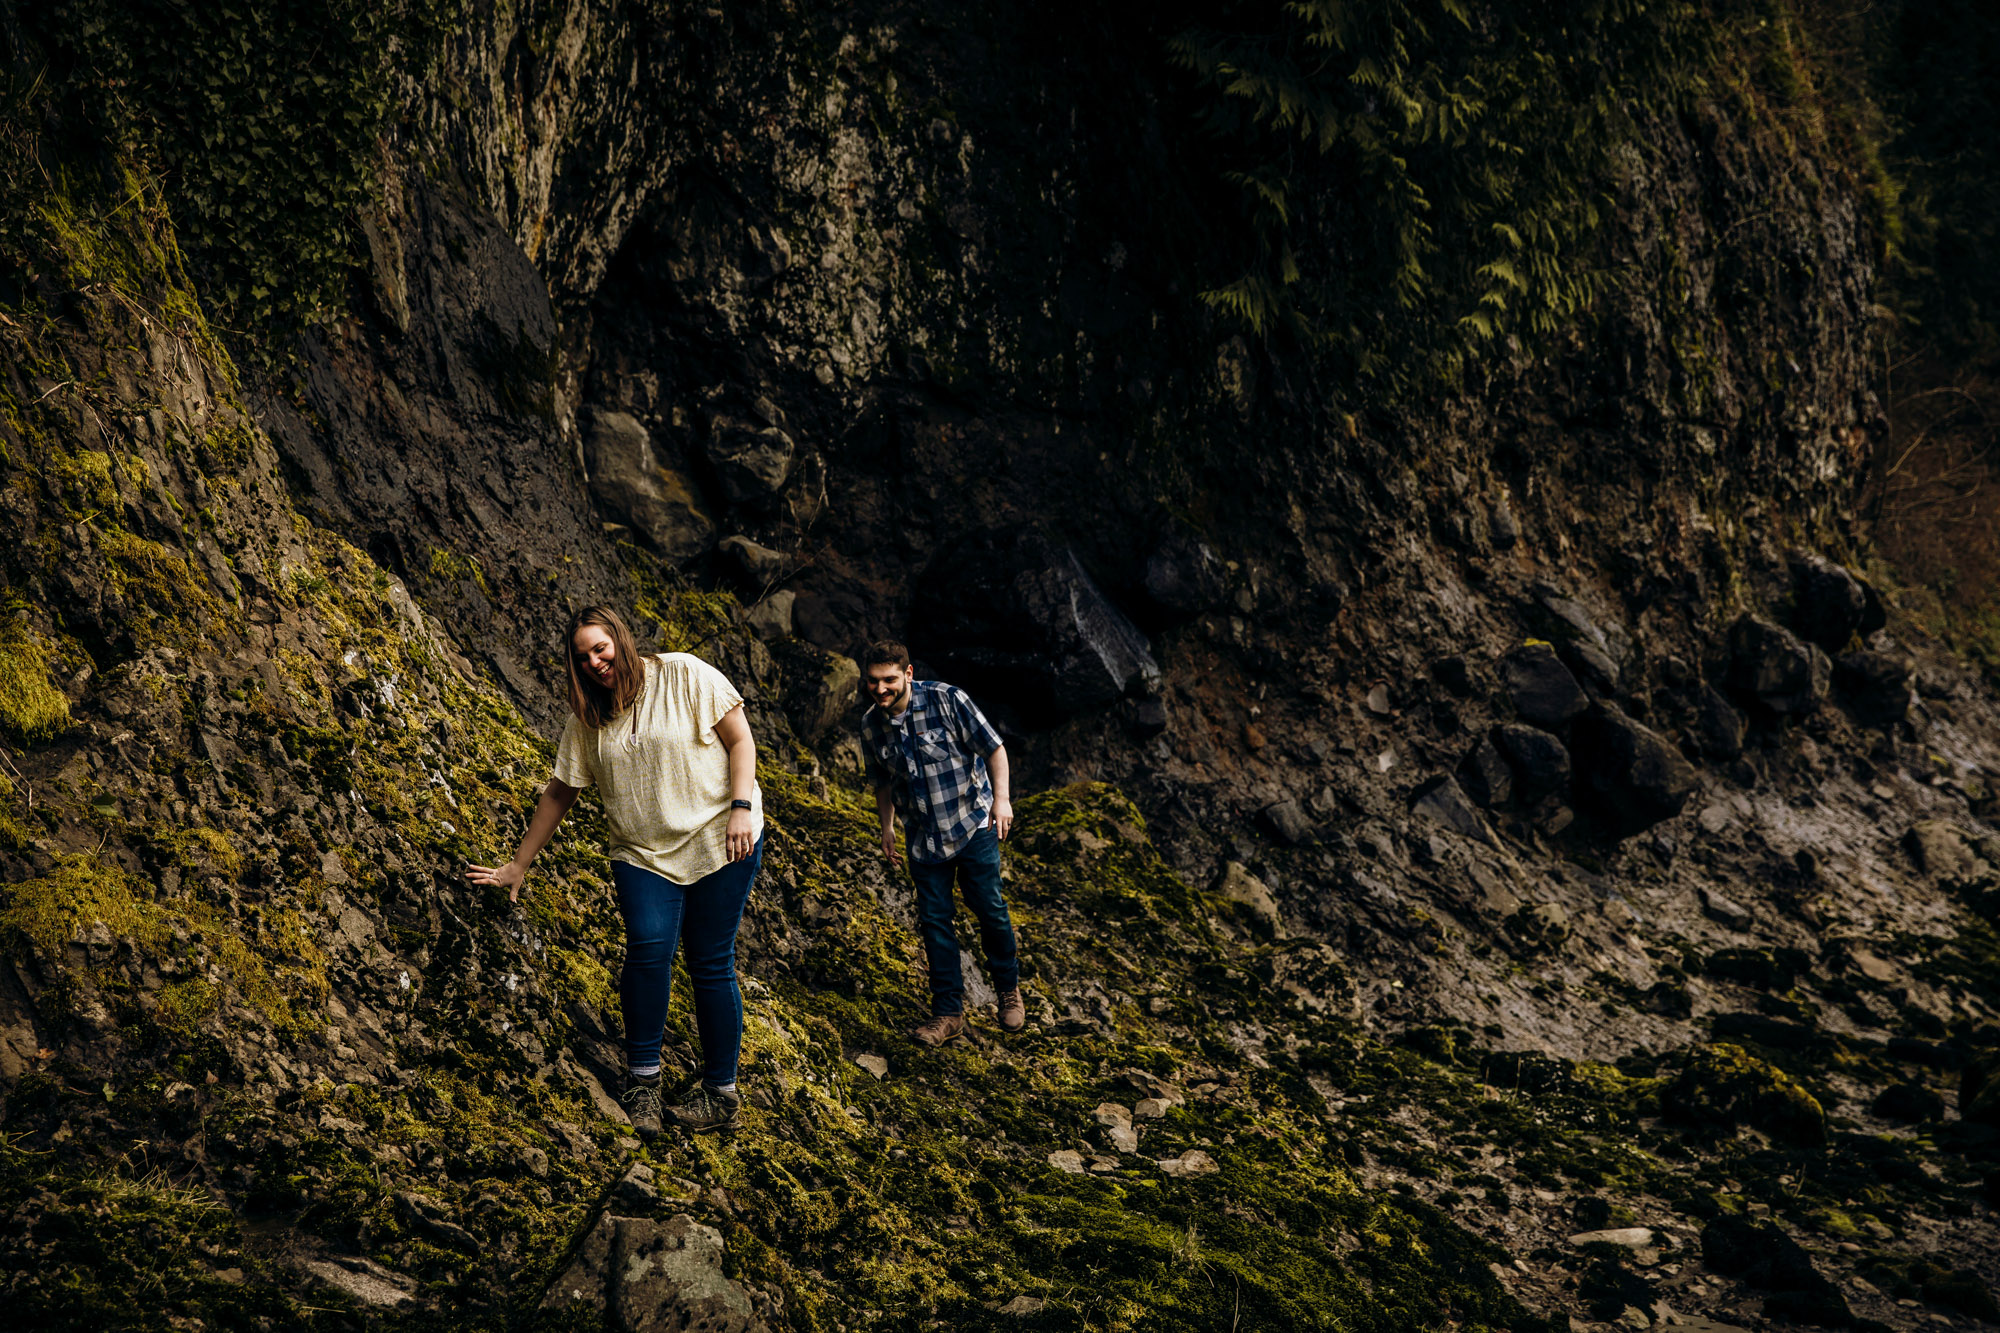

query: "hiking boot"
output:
669 1082 741 1132
997 988 1027 1033
910 1013 967 1047
621 1074 663 1141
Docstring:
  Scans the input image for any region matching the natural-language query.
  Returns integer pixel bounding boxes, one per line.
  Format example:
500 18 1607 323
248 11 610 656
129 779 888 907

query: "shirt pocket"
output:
912 729 955 763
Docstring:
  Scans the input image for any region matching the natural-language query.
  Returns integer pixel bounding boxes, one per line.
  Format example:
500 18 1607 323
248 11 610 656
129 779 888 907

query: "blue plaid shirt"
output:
863 679 1005 863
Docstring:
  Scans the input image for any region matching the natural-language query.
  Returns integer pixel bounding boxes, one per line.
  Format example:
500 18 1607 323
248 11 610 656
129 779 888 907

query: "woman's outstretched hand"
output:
466 860 525 903
726 808 755 863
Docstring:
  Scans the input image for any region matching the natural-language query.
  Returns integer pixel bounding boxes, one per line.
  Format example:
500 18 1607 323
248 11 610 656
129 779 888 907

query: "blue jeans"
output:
610 836 761 1086
908 825 1019 1017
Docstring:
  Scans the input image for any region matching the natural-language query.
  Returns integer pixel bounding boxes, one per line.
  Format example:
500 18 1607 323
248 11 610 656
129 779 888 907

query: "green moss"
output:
0 619 71 744
1662 1042 1827 1146
0 853 164 961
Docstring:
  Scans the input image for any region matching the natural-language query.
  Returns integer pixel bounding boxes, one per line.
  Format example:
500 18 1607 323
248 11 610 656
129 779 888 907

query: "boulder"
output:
1833 649 1912 726
1499 643 1588 728
1962 1050 2000 1127
542 1212 768 1332
1690 683 1747 758
716 535 791 586
1456 734 1513 808
1569 704 1698 836
1727 616 1829 715
581 409 716 562
1700 1216 1852 1327
1490 723 1571 803
1663 1044 1826 1146
705 416 796 503
1871 1081 1945 1123
786 649 859 741
913 529 1159 720
742 590 795 642
1258 799 1316 846
1529 589 1629 694
1128 696 1168 739
1790 553 1867 652
1140 531 1227 618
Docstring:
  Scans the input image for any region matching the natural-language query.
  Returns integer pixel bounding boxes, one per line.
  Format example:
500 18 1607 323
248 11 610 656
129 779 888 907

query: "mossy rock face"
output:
0 620 70 745
1662 1043 1827 1146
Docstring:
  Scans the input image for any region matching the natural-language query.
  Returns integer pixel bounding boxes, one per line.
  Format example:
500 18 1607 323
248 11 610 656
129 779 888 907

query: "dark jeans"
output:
909 824 1019 1017
610 836 761 1086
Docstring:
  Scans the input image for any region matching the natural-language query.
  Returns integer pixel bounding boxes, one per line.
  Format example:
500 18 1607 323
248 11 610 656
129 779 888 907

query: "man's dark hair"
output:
862 640 911 670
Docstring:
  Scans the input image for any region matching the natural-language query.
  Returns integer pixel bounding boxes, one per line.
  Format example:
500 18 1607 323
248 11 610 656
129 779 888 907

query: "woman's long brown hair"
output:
565 606 648 729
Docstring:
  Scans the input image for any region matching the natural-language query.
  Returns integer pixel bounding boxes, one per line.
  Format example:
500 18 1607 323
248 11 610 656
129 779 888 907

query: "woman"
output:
467 606 763 1138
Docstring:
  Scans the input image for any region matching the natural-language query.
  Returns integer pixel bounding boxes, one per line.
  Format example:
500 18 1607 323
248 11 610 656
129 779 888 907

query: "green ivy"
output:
1171 0 1716 393
5 0 458 348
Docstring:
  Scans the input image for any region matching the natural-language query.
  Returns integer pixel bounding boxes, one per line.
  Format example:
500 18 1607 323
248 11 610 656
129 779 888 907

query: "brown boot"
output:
997 988 1026 1033
910 1013 967 1047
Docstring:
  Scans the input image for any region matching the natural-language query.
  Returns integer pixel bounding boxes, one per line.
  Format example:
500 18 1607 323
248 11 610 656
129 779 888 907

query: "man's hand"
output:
466 860 525 904
880 827 903 868
991 797 1014 841
726 807 756 863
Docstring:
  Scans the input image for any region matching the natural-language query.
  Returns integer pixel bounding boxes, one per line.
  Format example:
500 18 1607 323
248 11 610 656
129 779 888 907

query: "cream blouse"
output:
552 653 763 884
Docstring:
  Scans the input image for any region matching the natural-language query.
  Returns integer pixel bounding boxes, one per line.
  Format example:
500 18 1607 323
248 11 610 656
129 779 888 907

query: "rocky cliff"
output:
2 3 1997 1332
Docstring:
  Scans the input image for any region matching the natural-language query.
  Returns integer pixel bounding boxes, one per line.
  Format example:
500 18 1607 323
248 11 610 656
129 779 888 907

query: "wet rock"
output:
1569 704 1697 836
1408 775 1494 845
542 1212 767 1332
1500 643 1588 728
1871 1081 1945 1123
1832 649 1912 727
914 529 1159 719
1700 1216 1852 1327
1456 734 1513 808
1258 800 1316 846
1212 862 1282 934
716 535 791 586
582 409 716 562
1727 616 1829 715
705 417 796 503
1140 531 1226 619
1663 1044 1826 1146
1691 684 1747 758
1790 553 1868 652
1490 723 1571 803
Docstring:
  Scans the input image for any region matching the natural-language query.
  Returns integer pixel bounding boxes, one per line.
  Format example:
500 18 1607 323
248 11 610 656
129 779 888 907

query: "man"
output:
861 641 1026 1045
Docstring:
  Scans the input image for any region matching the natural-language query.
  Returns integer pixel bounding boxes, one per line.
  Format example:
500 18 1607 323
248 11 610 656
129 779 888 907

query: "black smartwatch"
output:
731 799 753 811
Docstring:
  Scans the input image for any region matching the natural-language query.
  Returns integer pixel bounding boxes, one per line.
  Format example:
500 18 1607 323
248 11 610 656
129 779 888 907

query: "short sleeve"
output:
681 655 745 745
553 714 595 789
947 685 1003 755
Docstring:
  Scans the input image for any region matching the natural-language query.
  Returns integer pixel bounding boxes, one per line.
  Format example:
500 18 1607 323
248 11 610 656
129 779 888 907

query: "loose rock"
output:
1569 704 1698 836
1727 616 1829 714
1490 723 1571 803
1500 643 1588 729
1833 649 1912 726
1790 553 1868 652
